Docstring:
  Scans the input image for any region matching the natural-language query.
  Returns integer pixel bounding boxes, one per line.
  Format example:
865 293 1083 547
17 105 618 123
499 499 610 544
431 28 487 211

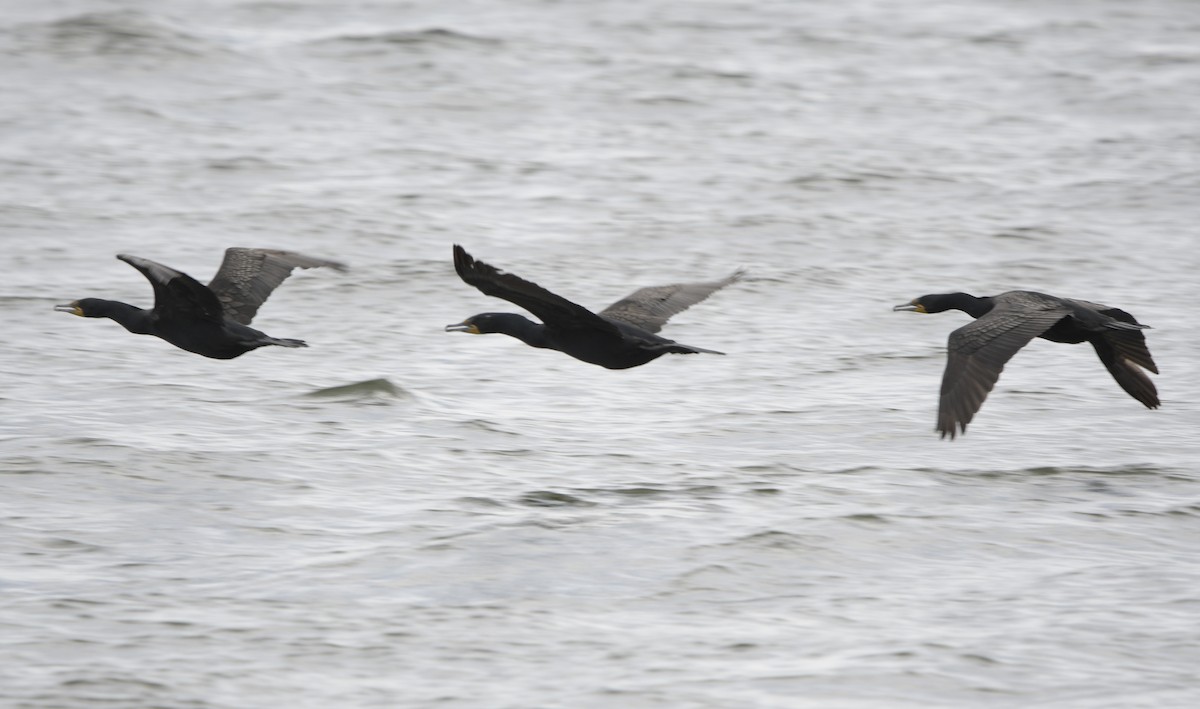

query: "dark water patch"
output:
602 484 718 498
1090 503 1200 519
565 451 640 461
735 463 791 474
728 530 819 550
48 598 108 610
786 170 911 192
960 652 1001 664
39 538 104 553
458 419 521 436
601 485 671 498
205 156 288 172
734 463 881 478
517 490 596 508
1134 49 1200 67
212 472 313 489
841 513 891 524
62 437 126 447
8 11 228 59
747 486 782 495
468 447 536 458
992 225 1058 240
0 456 49 475
633 94 702 106
931 464 1188 480
457 496 506 508
566 484 727 504
60 675 172 694
968 31 1024 47
308 27 503 51
670 65 756 82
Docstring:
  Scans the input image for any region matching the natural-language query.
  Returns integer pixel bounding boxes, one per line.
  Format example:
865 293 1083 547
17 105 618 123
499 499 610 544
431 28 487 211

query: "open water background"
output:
2 1 1199 707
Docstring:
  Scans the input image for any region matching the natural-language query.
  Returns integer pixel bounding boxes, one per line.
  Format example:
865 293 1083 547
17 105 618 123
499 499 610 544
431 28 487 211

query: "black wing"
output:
452 245 619 334
1095 307 1158 371
598 269 744 334
207 248 347 325
1089 306 1159 408
117 254 225 323
938 294 1072 439
1090 335 1160 409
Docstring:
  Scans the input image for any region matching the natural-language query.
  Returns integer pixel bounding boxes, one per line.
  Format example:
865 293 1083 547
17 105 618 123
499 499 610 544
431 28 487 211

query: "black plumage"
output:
894 291 1159 439
446 245 742 369
56 248 346 359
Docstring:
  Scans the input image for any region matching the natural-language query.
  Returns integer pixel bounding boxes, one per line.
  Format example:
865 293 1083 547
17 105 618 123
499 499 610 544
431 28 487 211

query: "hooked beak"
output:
445 322 479 334
54 302 83 316
893 301 925 313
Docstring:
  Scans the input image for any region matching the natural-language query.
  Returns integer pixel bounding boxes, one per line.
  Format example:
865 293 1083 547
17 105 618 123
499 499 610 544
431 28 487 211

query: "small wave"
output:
41 537 105 553
728 529 816 550
925 464 1191 480
633 95 702 106
670 65 755 82
517 490 596 508
205 156 287 172
1134 48 1200 67
10 10 226 59
303 377 410 401
309 27 502 49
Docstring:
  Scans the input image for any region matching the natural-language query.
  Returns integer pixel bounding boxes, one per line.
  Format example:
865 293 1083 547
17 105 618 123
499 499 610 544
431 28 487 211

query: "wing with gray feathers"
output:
938 294 1072 439
207 248 347 325
598 269 744 333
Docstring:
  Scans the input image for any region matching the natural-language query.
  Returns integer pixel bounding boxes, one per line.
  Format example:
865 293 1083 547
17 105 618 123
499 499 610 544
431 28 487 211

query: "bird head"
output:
445 315 484 334
54 298 105 318
893 294 970 314
445 313 525 335
893 297 928 314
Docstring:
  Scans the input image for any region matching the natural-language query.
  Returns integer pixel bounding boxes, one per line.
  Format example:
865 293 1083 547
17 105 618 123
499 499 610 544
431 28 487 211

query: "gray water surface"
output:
3 1 1199 707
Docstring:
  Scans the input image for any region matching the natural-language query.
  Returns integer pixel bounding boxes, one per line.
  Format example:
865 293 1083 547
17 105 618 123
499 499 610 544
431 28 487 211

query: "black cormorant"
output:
56 248 346 359
894 291 1159 439
446 245 743 369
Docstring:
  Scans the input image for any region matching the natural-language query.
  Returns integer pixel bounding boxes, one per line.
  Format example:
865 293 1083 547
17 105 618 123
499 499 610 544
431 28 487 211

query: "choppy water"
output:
3 1 1200 707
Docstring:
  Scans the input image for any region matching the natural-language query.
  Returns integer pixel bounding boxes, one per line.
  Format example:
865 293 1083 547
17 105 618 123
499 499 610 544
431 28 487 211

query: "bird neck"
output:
92 300 156 335
491 314 551 349
956 294 995 319
935 293 994 319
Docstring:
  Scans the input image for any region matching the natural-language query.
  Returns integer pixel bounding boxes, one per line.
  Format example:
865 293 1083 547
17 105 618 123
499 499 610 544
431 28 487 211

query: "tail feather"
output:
265 337 307 348
668 343 725 356
1101 307 1151 331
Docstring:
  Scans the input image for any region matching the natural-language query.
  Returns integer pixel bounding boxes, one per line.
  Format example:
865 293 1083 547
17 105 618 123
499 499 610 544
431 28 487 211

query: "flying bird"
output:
56 248 346 359
894 290 1159 439
446 244 742 369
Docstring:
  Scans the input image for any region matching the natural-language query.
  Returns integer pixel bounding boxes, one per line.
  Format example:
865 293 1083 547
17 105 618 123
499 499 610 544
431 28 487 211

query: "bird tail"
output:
265 337 308 348
1105 320 1149 331
1100 307 1151 331
669 343 725 356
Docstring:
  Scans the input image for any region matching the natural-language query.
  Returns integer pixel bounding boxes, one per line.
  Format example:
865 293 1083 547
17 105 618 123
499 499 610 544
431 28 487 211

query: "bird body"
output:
895 290 1159 439
446 245 740 369
56 249 345 359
